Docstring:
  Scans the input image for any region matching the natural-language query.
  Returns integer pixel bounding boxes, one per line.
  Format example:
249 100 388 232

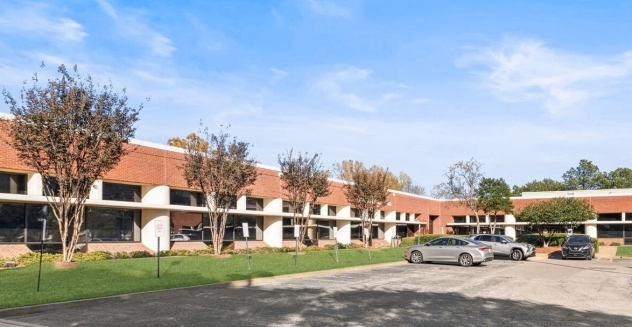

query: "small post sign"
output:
155 220 166 278
243 223 251 270
294 224 301 266
333 226 339 263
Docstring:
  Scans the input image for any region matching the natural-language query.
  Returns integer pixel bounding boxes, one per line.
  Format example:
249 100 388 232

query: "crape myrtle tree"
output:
343 165 390 248
167 132 209 152
477 177 514 235
1 64 141 263
433 158 485 233
181 127 257 256
278 150 331 245
516 197 595 247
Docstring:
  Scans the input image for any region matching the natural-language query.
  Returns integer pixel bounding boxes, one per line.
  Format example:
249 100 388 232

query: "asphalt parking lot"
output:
1 257 632 327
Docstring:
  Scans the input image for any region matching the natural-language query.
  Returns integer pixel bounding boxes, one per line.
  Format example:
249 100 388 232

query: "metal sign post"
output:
37 219 46 292
243 222 251 271
333 226 338 263
294 224 300 266
155 220 166 278
364 227 371 260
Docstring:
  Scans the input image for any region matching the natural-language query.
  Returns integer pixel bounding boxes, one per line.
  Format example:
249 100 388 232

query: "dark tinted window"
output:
597 213 620 221
86 207 139 241
328 205 337 216
477 235 493 242
282 201 293 213
103 183 141 202
246 197 263 211
350 208 359 218
453 216 466 223
312 204 321 215
170 189 205 207
0 172 27 195
567 236 591 243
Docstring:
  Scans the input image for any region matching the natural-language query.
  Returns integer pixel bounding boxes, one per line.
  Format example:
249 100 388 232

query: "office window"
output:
283 218 295 239
282 201 294 213
246 197 263 211
597 224 623 238
0 203 26 243
222 215 262 240
103 183 141 202
0 172 27 195
170 189 205 207
626 213 632 221
85 207 140 242
396 224 408 238
350 208 359 218
453 216 466 223
312 204 321 215
328 205 337 216
26 204 60 243
396 212 401 221
43 177 60 197
598 213 621 222
317 220 335 239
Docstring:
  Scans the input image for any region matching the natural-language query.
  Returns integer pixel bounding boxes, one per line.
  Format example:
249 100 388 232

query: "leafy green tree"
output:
511 178 566 196
1 64 141 263
343 165 390 248
278 150 331 244
181 128 258 256
601 167 632 189
516 197 594 247
433 158 485 233
477 178 513 234
562 159 604 190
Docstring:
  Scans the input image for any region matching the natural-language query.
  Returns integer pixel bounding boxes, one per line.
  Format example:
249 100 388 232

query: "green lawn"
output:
0 247 404 309
616 246 632 257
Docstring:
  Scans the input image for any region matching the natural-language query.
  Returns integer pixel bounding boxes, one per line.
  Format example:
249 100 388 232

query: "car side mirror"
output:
424 243 430 247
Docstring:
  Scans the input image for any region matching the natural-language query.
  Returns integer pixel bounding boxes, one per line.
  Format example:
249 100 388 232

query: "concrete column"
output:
384 211 395 220
384 223 397 242
465 215 470 224
585 224 598 238
336 220 351 244
622 212 626 221
141 209 170 252
236 195 247 210
27 173 42 196
89 180 102 200
338 205 350 218
504 214 516 240
142 185 169 205
263 216 282 247
264 198 282 213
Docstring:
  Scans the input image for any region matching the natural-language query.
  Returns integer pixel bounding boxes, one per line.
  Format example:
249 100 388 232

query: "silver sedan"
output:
403 237 494 266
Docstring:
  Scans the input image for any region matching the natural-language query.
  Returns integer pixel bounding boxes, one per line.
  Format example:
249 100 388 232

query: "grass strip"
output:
616 246 632 257
0 247 404 309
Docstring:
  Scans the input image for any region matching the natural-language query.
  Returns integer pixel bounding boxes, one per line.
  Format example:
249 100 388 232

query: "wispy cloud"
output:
270 68 288 83
0 4 87 42
459 37 632 114
307 0 350 17
96 0 176 57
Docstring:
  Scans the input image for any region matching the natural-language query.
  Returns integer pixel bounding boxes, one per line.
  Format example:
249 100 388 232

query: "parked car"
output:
403 237 494 267
170 234 191 241
562 235 595 260
467 234 536 261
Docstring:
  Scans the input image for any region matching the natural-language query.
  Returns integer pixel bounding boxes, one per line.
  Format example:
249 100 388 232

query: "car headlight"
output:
581 245 591 250
562 245 570 250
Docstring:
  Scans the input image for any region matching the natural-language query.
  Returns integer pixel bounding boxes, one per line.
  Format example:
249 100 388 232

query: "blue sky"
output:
2 1 632 193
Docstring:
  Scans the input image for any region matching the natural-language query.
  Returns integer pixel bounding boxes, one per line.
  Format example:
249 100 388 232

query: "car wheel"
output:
410 251 423 264
562 256 567 260
458 253 473 267
587 255 592 260
510 249 523 261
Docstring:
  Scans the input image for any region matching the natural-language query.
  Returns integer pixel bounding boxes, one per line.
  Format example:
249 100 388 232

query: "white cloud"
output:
411 98 428 105
459 37 632 114
0 4 87 42
96 0 176 57
270 68 288 83
308 0 350 17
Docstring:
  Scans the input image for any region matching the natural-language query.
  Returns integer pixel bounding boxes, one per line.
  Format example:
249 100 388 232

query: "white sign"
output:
333 226 338 238
294 225 300 238
242 222 249 238
154 220 166 238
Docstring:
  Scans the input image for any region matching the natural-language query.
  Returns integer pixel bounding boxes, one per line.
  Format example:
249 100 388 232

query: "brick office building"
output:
1 128 631 258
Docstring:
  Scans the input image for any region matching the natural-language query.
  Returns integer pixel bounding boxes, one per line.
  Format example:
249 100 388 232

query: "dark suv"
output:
562 235 595 260
468 234 536 261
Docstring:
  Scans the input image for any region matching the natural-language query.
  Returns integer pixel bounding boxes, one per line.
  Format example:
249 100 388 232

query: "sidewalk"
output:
595 246 618 259
0 319 45 327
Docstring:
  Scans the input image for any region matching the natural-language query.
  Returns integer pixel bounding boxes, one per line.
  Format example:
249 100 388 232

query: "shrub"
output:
599 241 605 246
593 238 600 253
610 242 621 246
303 246 324 252
113 252 131 259
17 252 62 265
193 248 215 256
74 251 112 261
129 251 153 258
400 234 445 247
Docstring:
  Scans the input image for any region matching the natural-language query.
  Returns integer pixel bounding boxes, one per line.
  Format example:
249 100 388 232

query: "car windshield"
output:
567 236 590 243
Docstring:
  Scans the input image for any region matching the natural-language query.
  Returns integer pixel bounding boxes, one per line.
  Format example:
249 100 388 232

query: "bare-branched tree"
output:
343 165 390 248
433 158 485 233
278 150 331 245
1 64 141 262
181 127 257 256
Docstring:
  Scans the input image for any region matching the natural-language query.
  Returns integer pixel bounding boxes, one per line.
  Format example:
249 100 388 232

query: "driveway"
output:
2 257 632 327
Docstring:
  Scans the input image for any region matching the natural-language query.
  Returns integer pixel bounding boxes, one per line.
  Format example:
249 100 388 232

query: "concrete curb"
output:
0 260 408 319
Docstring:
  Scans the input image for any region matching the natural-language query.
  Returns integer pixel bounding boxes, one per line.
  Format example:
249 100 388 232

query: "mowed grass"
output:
616 246 632 257
0 247 404 309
